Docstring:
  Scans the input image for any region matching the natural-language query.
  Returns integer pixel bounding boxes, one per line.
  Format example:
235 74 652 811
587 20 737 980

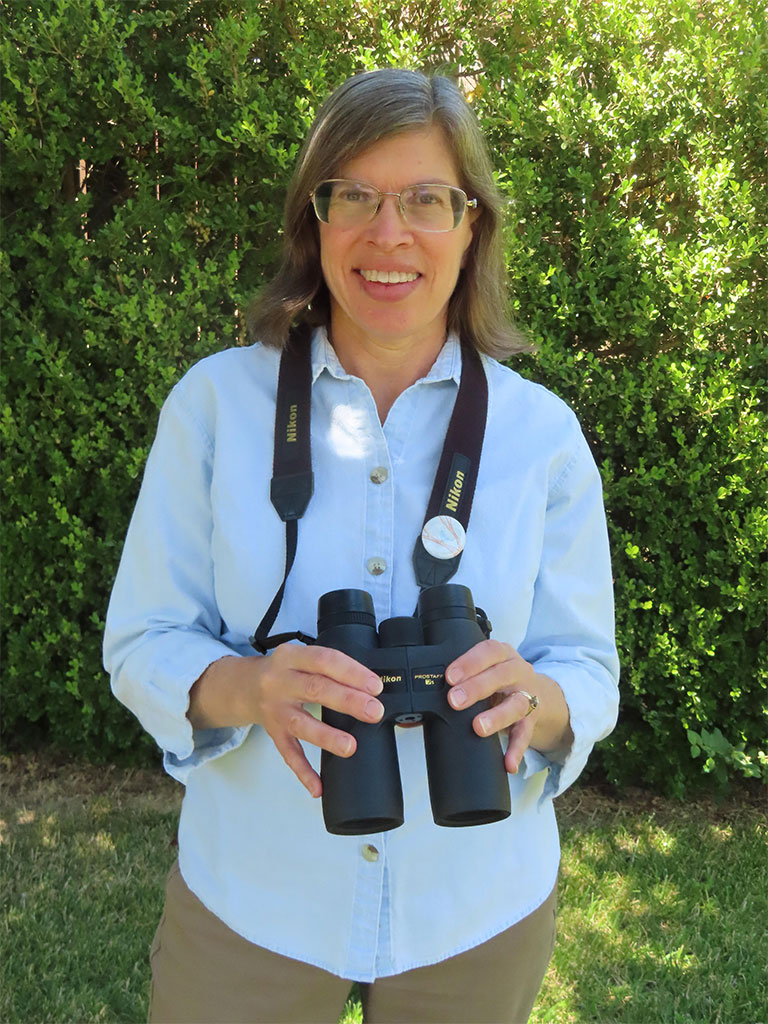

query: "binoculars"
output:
318 584 511 835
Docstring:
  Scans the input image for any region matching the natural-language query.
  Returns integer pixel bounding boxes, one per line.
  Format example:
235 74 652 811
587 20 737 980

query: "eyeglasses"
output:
310 179 478 232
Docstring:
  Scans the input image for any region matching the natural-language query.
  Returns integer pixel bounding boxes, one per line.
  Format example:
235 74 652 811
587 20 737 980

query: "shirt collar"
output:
310 326 463 386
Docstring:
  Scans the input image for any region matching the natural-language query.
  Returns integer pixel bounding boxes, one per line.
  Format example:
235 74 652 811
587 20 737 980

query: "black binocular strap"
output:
251 329 487 652
412 344 487 588
251 325 314 653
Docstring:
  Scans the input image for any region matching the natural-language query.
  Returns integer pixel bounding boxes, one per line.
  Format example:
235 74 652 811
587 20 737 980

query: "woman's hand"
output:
445 640 574 774
188 647 384 798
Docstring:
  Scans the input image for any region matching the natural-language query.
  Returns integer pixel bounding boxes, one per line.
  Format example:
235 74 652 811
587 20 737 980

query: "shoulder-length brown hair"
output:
247 69 527 359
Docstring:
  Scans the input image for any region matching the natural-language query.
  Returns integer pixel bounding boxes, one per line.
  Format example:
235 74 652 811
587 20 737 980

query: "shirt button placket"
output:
365 454 392 597
346 840 385 979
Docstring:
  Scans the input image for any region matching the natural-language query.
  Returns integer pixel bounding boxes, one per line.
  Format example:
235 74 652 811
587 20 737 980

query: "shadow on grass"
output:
1 760 181 1024
540 788 768 1024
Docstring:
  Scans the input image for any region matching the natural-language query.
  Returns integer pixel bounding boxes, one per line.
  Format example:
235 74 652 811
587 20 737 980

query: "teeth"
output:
360 270 419 284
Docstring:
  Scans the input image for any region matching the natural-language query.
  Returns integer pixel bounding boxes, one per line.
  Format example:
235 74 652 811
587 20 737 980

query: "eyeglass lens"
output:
313 181 468 231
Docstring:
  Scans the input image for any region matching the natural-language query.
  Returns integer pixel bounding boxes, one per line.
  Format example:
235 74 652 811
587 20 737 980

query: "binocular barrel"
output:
318 585 511 835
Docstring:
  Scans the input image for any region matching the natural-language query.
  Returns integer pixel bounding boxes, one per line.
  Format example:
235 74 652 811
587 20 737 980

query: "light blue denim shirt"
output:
104 328 619 981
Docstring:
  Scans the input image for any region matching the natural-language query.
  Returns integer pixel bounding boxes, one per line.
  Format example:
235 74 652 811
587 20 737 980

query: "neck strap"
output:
251 329 488 653
412 343 487 586
250 324 314 653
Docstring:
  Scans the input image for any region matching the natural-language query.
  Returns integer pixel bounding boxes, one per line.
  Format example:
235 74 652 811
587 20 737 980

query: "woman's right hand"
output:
187 646 384 797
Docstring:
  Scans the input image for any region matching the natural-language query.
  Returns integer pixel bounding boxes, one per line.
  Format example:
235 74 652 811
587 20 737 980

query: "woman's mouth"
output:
358 269 420 284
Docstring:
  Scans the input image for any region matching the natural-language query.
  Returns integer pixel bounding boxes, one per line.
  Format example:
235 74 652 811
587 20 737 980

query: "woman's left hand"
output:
445 640 573 774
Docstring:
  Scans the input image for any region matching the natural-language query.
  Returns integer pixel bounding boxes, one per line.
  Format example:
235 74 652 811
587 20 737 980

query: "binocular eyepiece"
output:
318 584 511 835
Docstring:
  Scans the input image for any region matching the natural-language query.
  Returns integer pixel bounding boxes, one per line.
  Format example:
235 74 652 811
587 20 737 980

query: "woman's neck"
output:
329 323 447 422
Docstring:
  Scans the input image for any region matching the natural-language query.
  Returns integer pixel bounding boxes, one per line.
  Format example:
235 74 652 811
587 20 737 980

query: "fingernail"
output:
476 715 489 736
450 687 466 709
366 699 384 721
341 737 355 757
369 676 383 695
447 667 464 685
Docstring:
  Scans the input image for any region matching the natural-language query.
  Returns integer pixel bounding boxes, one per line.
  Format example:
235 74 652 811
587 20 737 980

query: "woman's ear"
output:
460 208 480 269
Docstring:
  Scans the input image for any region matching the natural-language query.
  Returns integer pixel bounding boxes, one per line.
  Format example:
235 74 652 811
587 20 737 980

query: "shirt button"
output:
362 844 380 862
370 466 389 484
366 557 387 576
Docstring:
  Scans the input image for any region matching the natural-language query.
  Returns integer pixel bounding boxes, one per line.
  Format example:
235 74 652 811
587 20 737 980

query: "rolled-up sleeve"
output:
517 418 620 798
103 382 252 782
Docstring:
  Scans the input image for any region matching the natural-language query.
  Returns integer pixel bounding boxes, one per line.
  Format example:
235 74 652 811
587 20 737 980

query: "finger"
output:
447 658 520 711
284 706 359 759
298 672 384 724
287 644 383 694
472 689 536 735
273 733 323 798
504 718 535 774
446 638 513 686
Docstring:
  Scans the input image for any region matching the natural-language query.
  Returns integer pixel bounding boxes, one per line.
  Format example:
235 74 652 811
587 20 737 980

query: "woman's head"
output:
249 69 527 357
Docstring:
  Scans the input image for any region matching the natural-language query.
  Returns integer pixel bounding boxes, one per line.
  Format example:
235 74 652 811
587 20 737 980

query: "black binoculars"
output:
318 584 511 835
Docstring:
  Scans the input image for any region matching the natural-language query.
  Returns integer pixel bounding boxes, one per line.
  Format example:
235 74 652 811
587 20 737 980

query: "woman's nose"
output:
365 194 413 246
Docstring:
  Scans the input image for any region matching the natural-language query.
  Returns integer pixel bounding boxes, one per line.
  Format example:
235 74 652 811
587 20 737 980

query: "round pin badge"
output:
421 515 466 560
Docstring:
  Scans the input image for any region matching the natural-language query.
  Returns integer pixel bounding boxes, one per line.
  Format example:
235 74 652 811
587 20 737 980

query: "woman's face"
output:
318 126 476 359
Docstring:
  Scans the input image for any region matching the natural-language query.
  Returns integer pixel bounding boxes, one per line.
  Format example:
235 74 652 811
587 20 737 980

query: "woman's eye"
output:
410 188 446 206
339 188 373 203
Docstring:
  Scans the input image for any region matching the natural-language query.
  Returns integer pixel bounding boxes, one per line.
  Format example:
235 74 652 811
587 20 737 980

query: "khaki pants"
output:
149 860 557 1024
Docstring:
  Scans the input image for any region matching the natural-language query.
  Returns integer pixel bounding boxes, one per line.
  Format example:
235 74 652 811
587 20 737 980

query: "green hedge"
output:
2 0 766 794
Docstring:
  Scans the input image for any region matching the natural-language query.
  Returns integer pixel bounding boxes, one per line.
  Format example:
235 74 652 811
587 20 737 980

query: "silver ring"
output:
517 690 539 717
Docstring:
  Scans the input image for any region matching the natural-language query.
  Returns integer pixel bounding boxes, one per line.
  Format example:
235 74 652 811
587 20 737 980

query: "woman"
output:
104 69 619 1023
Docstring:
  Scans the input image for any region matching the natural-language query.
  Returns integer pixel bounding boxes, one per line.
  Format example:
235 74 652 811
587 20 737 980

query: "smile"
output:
358 270 421 284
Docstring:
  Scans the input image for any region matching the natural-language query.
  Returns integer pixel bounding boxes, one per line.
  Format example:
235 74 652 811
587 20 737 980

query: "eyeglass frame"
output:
309 179 479 233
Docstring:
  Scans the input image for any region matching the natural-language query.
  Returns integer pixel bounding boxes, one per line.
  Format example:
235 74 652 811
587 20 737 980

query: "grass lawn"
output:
1 753 765 1024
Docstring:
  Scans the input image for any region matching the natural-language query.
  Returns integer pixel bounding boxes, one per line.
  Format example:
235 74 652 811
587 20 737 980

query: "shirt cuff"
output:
164 724 252 785
153 639 257 784
112 632 256 784
523 659 619 801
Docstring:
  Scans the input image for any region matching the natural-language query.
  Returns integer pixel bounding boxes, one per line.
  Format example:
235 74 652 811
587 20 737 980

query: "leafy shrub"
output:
518 344 767 795
2 0 765 792
1 0 352 757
